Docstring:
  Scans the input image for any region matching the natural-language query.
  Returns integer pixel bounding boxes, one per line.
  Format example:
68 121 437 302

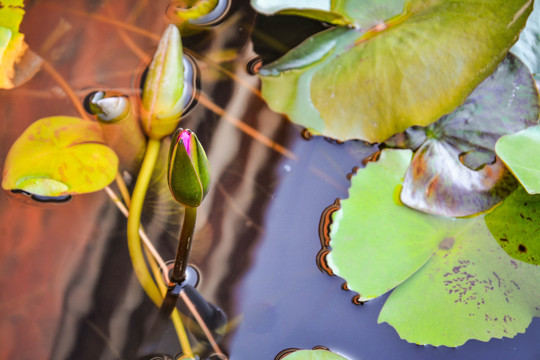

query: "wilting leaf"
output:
486 186 540 266
327 149 540 346
251 0 408 28
387 53 539 217
259 0 533 142
496 125 540 194
2 116 118 196
401 140 518 217
0 0 42 89
511 3 540 85
282 349 349 360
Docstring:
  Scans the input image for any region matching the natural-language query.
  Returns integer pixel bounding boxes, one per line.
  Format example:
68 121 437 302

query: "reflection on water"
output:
1 0 540 359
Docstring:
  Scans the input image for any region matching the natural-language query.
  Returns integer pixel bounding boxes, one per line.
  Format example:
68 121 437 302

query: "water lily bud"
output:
168 128 211 207
87 91 131 123
142 24 184 139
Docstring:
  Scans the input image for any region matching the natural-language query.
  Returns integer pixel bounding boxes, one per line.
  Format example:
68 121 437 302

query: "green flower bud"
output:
141 24 184 139
168 128 211 207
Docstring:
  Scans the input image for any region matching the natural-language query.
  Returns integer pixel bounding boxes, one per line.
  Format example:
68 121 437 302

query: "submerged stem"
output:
146 247 194 357
171 206 198 283
127 138 162 306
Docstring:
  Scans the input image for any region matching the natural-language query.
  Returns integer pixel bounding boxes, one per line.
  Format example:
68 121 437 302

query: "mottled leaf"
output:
486 186 540 266
393 53 539 217
259 0 533 142
251 0 408 28
496 125 540 194
283 349 349 360
2 116 118 196
327 149 540 346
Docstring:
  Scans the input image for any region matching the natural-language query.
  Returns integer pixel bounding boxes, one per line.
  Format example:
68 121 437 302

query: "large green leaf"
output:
486 186 540 266
2 116 119 196
327 149 540 346
496 125 540 194
282 349 349 360
386 53 539 217
251 0 408 28
259 0 533 142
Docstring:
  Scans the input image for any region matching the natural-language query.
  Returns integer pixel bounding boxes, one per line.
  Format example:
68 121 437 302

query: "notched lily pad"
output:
496 125 540 194
279 348 349 360
327 149 540 347
2 116 119 196
486 186 540 266
387 53 539 217
259 0 533 142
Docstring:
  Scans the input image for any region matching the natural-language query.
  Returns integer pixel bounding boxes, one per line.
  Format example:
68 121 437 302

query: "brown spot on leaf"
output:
518 244 527 253
439 237 455 250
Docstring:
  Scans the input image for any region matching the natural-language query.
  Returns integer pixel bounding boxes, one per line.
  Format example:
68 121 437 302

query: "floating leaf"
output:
486 186 540 266
496 125 540 194
327 149 540 346
387 53 539 217
2 116 119 196
259 0 533 142
282 349 349 360
251 0 408 28
400 140 518 217
511 3 540 85
0 0 41 89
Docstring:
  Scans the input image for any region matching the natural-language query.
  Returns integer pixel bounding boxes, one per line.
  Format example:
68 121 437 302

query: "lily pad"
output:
282 349 349 360
259 0 533 142
327 149 540 346
0 0 25 88
486 186 540 266
386 53 539 217
496 125 540 194
251 0 408 28
2 116 118 196
511 3 540 85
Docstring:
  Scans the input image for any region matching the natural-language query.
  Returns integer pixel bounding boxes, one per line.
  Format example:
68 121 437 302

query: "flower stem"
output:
127 138 162 306
171 206 198 283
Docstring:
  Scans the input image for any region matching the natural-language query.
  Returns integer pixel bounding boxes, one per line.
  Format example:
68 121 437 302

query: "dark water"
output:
0 0 539 359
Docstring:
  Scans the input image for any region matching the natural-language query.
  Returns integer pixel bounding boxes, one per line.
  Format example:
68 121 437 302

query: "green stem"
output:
171 206 198 283
127 138 162 306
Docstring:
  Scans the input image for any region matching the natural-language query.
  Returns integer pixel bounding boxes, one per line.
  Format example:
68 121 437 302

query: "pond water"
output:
0 0 539 359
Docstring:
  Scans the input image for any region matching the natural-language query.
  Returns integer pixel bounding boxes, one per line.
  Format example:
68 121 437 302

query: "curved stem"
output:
127 138 162 306
171 206 198 283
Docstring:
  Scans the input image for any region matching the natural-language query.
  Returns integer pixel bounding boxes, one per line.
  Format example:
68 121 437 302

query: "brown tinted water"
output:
1 1 539 359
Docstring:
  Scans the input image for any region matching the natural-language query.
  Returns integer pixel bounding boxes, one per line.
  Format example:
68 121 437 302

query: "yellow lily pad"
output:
2 116 119 196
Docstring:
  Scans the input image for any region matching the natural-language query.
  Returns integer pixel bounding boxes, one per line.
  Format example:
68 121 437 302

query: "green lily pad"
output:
385 53 539 217
2 116 118 196
251 0 408 28
259 0 533 142
496 125 540 194
282 349 349 360
327 149 540 346
486 186 540 266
